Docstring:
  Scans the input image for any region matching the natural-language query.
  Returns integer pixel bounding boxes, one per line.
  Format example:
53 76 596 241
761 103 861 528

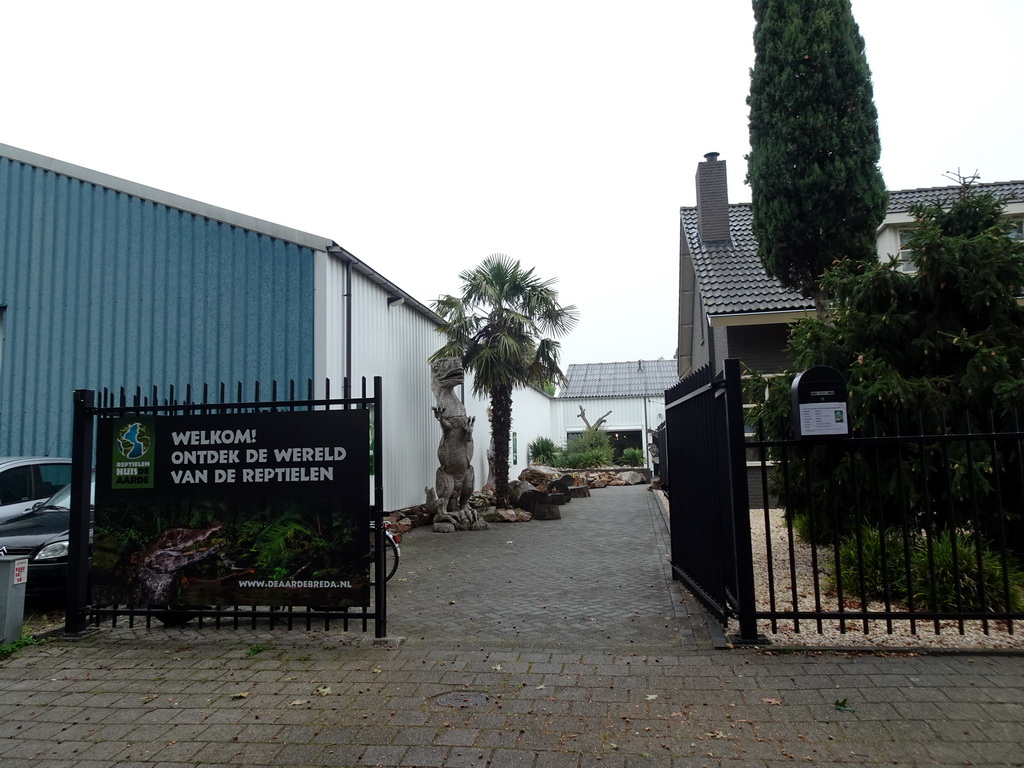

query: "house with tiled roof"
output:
678 153 1024 378
560 359 679 399
543 360 677 466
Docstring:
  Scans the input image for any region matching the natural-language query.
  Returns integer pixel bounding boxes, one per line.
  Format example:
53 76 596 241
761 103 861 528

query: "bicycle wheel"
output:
382 536 399 582
371 536 400 584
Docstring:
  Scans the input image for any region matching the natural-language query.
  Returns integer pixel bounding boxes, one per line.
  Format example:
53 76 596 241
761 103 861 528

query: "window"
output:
1008 219 1024 241
896 228 916 274
38 463 72 498
0 465 33 505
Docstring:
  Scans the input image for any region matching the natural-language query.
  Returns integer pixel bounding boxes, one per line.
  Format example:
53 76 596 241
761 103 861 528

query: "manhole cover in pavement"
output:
434 691 492 708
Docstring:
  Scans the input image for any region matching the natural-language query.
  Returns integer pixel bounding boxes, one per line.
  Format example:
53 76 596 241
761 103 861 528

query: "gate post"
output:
723 360 759 643
372 376 386 639
65 389 95 635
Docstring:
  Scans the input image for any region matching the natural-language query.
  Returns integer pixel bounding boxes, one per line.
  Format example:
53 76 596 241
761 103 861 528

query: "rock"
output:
606 480 626 486
482 507 532 523
592 478 609 489
518 466 560 488
618 471 645 485
388 504 431 529
387 515 413 534
482 507 517 523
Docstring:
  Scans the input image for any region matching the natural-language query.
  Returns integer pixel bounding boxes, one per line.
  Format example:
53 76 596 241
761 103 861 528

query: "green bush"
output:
560 447 613 469
619 447 645 467
832 527 908 602
911 531 1024 613
528 436 560 465
832 526 1024 613
562 426 614 468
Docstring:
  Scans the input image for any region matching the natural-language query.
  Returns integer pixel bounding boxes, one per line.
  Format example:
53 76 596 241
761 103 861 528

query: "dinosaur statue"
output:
426 357 488 533
128 522 225 606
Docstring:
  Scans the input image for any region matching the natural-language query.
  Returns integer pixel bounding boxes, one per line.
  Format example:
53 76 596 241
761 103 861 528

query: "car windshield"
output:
44 483 73 509
36 474 95 510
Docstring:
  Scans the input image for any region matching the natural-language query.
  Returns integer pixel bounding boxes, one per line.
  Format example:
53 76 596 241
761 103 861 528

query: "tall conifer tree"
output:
747 0 888 308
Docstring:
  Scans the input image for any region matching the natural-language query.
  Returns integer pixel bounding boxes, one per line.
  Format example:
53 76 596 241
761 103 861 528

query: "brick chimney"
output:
696 152 731 244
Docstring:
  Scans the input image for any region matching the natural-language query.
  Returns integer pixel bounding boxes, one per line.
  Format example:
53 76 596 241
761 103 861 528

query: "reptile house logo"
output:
111 417 155 488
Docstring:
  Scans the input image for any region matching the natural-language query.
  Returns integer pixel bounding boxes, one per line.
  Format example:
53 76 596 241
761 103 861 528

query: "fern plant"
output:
528 436 560 465
619 447 645 467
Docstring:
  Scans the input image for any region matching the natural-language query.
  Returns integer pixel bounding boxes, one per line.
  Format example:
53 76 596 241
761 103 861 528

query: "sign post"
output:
0 556 28 644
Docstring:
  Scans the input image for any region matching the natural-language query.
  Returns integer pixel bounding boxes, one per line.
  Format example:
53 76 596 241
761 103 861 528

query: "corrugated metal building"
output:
551 360 677 467
0 143 469 510
0 143 668 509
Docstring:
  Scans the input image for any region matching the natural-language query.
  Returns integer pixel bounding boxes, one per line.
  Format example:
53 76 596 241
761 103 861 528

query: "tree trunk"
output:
490 382 513 509
811 285 831 323
508 480 544 513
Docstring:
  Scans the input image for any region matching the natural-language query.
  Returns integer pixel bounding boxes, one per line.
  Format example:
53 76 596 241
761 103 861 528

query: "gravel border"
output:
657 491 1023 651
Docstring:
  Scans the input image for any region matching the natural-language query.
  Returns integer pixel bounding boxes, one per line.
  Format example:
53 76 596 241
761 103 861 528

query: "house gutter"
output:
708 309 813 328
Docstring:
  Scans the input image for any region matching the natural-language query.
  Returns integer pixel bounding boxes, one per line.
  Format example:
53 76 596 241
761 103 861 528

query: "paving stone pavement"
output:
0 485 1022 767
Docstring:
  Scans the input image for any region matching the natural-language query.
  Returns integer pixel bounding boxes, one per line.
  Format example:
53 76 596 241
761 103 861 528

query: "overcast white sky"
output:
5 1 1023 367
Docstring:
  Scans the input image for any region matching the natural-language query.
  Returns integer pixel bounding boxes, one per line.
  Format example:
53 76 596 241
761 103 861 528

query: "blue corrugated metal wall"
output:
0 157 315 456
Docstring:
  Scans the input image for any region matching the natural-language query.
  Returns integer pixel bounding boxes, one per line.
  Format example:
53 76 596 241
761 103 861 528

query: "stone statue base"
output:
432 508 490 534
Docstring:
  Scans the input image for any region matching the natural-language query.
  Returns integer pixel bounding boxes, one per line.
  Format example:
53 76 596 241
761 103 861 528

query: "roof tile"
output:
559 359 678 398
681 180 1024 318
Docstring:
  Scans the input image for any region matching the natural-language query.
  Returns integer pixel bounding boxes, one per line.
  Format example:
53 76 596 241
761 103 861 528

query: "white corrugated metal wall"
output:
552 395 663 469
316 248 668 508
318 250 446 510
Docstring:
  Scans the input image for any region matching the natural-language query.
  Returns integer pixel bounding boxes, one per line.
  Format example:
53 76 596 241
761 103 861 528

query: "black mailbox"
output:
790 366 849 440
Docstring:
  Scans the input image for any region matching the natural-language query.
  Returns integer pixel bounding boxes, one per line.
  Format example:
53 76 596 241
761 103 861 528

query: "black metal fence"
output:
748 408 1024 640
67 377 387 636
665 360 1024 643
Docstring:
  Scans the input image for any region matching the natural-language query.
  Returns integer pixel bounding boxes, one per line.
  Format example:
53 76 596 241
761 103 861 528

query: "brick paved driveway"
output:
386 484 716 651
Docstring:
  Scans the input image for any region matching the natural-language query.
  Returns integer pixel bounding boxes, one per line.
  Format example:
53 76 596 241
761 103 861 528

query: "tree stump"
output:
509 480 546 514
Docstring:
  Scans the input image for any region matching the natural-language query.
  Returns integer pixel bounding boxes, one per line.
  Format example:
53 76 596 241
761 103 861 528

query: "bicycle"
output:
369 519 401 584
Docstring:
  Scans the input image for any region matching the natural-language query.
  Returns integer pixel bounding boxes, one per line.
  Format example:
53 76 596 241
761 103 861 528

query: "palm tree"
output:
431 254 579 509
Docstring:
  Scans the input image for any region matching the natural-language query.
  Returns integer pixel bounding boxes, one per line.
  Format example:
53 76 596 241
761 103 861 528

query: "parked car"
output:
0 456 73 523
0 473 94 592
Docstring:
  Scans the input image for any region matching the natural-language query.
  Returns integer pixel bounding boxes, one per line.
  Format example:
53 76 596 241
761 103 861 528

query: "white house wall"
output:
875 200 1024 262
450 383 554 488
506 387 555 476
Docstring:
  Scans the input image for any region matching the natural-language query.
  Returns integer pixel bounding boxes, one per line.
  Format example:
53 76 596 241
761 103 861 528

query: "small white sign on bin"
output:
798 402 849 437
13 559 28 585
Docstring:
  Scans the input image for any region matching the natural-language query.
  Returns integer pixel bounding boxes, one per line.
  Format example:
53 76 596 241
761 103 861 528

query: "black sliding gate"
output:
66 377 388 637
663 360 758 641
665 359 1024 644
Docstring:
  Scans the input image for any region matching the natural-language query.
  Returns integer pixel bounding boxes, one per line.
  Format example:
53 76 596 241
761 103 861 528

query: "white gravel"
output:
739 507 1024 651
